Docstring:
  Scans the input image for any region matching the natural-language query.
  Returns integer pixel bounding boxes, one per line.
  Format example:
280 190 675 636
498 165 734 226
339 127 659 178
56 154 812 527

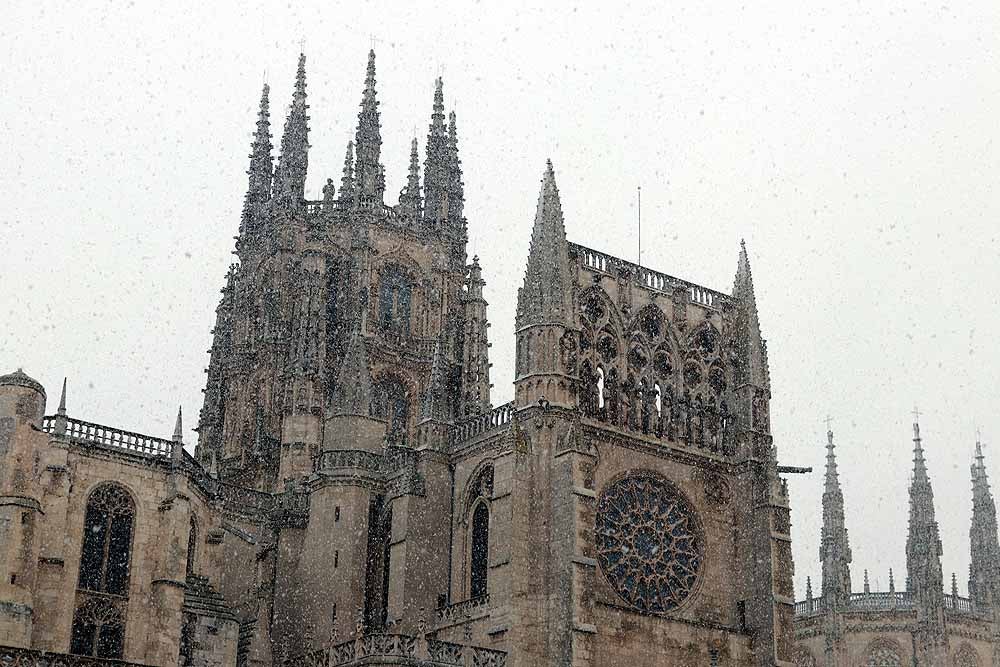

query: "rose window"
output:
595 474 702 613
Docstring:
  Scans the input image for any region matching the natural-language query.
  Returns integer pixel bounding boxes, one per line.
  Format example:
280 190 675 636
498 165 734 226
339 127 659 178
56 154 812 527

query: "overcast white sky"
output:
2 0 998 602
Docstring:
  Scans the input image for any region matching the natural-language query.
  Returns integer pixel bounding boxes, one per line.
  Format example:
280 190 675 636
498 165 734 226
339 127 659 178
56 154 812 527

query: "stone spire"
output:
863 569 870 594
330 322 373 417
354 50 384 205
819 427 853 608
423 77 449 223
53 377 68 436
969 439 1000 609
239 83 274 243
446 110 465 224
57 378 67 416
732 241 770 394
889 568 896 593
338 141 356 207
171 405 184 465
398 137 422 220
272 53 310 206
515 160 573 330
805 576 813 601
905 415 947 658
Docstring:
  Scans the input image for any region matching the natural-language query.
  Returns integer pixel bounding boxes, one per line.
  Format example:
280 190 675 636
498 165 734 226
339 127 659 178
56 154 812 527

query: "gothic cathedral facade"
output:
0 50 796 666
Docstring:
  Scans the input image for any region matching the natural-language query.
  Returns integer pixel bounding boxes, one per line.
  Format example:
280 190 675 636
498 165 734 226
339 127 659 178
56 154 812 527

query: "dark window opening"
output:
470 502 489 599
377 264 412 337
363 497 392 632
186 515 197 576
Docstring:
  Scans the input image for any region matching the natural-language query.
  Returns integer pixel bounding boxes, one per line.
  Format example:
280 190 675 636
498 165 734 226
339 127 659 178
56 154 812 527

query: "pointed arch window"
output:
378 264 412 337
71 483 134 659
470 502 490 599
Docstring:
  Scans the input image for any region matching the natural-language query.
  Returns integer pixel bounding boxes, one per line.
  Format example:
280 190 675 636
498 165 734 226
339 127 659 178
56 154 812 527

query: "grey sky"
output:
2 0 998 602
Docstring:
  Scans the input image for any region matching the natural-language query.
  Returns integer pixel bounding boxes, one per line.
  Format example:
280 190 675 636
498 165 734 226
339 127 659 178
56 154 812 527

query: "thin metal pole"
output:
637 186 642 267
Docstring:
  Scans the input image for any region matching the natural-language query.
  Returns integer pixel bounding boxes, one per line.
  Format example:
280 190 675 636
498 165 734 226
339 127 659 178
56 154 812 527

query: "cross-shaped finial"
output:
912 406 921 422
824 415 833 432
370 34 382 50
976 426 983 443
437 63 445 78
299 37 306 53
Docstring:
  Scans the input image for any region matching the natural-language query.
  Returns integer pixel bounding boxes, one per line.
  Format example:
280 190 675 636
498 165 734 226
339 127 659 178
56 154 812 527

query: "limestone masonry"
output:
1 50 800 666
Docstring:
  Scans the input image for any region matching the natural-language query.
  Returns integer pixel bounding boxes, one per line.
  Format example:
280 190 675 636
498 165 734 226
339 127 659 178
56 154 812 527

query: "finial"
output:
863 569 870 593
824 414 833 434
173 405 183 443
805 575 813 599
912 406 922 438
57 377 67 416
888 568 895 593
951 572 958 598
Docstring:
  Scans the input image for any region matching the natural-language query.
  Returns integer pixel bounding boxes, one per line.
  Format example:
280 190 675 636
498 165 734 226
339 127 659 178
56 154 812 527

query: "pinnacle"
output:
57 377 67 415
173 405 184 443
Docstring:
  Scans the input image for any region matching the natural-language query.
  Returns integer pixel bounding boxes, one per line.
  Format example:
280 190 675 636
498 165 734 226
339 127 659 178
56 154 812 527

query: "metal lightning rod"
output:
637 185 642 268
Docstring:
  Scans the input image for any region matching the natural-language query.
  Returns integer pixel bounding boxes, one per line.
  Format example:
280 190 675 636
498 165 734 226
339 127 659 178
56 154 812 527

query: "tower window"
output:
470 502 489 599
378 264 412 337
596 367 606 409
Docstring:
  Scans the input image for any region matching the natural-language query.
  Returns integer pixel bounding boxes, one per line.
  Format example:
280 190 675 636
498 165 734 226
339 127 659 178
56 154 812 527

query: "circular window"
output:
595 473 702 613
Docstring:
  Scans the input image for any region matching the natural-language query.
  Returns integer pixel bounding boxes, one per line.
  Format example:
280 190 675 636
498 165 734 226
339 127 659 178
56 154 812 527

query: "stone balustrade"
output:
42 415 174 458
0 645 149 666
287 633 506 667
436 594 490 623
450 402 514 446
571 242 730 308
794 592 985 617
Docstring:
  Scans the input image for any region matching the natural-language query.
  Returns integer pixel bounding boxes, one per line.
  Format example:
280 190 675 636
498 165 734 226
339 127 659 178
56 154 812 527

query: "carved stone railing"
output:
571 242 730 309
794 592 916 617
580 395 737 458
42 415 174 458
314 447 418 475
944 593 976 613
436 594 490 623
451 402 514 446
287 633 506 667
0 645 149 666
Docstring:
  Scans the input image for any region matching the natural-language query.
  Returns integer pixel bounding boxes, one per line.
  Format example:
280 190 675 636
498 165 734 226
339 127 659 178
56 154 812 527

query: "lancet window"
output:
70 483 135 659
466 464 494 600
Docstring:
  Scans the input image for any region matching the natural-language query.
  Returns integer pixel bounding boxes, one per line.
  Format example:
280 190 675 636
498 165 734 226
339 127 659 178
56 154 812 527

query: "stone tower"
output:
194 51 489 492
819 428 852 610
905 417 948 664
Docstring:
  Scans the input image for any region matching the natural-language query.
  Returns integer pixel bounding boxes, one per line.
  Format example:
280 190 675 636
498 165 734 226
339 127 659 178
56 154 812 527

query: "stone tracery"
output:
595 473 702 614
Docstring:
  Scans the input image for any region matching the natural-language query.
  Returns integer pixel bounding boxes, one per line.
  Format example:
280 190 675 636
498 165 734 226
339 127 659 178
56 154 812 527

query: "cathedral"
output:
0 50 796 666
792 421 1000 666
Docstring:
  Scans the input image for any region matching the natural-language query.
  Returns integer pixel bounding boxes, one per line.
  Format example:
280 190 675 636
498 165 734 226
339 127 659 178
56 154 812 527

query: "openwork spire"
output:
819 427 853 608
969 438 1000 609
338 141 356 207
272 53 310 205
239 83 274 238
423 77 449 222
354 49 384 205
398 137 422 219
515 160 572 329
905 415 945 607
446 110 465 223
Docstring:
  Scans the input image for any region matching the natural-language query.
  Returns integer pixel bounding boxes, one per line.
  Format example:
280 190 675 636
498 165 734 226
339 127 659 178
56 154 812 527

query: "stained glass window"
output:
595 474 702 614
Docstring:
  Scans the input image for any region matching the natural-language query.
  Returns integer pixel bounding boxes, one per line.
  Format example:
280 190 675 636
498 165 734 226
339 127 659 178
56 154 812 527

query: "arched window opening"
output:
378 264 412 337
186 515 197 577
373 377 409 445
596 367 606 410
78 484 134 595
71 484 134 659
363 497 392 632
470 502 490 599
654 383 662 416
